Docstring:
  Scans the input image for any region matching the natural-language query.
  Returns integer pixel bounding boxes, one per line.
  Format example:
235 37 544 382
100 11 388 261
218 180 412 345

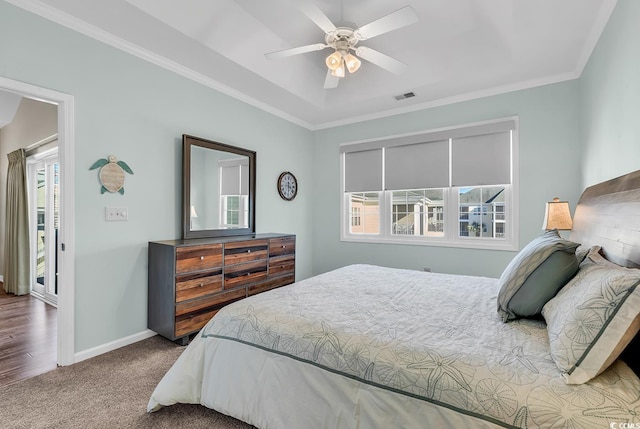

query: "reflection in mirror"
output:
183 135 256 239
190 146 250 230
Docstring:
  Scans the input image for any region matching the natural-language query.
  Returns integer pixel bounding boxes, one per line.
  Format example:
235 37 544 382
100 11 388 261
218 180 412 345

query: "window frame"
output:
340 117 519 251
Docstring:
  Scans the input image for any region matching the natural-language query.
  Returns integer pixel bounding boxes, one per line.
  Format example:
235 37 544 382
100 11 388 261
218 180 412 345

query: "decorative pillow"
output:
541 259 640 384
497 230 580 322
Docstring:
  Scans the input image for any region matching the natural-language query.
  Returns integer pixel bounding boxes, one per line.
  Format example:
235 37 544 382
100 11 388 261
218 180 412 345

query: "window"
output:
340 118 518 250
349 192 379 234
221 195 248 227
218 158 249 228
390 189 444 237
351 206 361 227
458 186 505 238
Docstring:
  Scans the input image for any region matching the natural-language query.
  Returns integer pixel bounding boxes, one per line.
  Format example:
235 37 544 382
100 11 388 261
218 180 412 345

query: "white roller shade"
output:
344 149 383 192
451 131 511 187
221 165 240 195
339 119 516 154
384 140 449 190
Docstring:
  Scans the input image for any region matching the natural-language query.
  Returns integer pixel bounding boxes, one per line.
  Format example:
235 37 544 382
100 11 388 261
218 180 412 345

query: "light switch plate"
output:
105 207 128 221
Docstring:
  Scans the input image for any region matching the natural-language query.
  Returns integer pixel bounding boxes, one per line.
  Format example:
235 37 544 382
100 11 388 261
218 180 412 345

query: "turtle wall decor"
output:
89 155 134 194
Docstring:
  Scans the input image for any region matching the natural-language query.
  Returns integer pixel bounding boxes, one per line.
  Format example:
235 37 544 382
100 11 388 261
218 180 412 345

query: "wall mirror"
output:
183 134 256 239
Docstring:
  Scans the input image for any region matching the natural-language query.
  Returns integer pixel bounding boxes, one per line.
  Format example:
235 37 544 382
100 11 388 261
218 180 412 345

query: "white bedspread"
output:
148 264 640 428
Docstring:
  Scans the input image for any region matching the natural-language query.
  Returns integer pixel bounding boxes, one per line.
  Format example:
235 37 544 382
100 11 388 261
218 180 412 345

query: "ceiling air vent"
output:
394 92 415 101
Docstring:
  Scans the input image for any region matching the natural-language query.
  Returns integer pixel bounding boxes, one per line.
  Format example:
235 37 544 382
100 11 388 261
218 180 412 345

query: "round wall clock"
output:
277 171 298 201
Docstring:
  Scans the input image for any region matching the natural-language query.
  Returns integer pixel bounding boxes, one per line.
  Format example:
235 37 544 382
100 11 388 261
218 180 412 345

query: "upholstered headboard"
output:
569 169 640 376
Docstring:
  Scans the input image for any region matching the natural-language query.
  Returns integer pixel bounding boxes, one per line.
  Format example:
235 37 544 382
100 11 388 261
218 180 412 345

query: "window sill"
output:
340 235 518 251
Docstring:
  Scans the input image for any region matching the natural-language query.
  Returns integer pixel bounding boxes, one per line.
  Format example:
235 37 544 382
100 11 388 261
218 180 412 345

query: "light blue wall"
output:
310 0 640 279
0 2 314 353
312 81 583 278
2 0 634 356
579 0 640 187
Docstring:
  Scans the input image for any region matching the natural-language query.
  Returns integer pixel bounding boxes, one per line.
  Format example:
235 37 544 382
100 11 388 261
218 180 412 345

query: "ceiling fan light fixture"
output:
325 51 343 71
344 53 361 73
331 63 346 78
269 5 418 88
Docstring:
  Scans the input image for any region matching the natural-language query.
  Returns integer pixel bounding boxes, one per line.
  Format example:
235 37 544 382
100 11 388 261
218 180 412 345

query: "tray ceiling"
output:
7 0 617 129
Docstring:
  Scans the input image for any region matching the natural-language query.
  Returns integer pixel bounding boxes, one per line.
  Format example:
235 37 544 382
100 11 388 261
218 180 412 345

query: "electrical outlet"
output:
105 207 128 221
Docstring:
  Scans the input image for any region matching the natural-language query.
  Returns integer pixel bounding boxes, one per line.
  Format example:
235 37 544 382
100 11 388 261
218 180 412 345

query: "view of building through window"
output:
391 189 444 236
349 193 379 234
458 186 506 238
348 186 506 240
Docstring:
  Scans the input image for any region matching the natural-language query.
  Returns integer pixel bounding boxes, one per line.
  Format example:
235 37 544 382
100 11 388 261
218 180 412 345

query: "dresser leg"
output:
174 336 190 346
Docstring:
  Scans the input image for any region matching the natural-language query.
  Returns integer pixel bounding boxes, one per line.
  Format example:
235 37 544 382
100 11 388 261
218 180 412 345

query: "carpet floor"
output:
0 335 255 429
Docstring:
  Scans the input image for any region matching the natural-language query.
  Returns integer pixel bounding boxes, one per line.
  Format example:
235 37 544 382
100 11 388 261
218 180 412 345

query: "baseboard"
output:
74 329 157 363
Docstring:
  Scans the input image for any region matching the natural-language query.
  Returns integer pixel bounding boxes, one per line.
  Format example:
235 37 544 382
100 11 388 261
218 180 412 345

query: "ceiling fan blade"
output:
354 6 418 40
265 43 327 60
324 70 339 89
296 1 337 34
355 46 407 75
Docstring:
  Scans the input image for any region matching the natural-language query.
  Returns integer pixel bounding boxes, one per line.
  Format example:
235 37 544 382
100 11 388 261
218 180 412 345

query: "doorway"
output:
0 76 75 366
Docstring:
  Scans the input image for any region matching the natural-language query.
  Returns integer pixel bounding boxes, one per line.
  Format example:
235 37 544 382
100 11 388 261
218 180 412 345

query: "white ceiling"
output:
7 0 617 129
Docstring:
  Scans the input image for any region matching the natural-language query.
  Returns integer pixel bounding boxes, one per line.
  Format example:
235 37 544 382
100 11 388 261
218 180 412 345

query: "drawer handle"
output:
200 256 204 260
247 249 251 253
282 245 286 248
199 283 204 287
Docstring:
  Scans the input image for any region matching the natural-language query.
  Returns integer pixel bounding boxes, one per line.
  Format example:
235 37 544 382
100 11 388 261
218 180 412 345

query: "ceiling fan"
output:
265 2 418 89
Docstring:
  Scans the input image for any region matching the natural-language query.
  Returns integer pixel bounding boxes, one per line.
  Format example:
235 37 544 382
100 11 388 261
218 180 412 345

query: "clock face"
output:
278 172 297 201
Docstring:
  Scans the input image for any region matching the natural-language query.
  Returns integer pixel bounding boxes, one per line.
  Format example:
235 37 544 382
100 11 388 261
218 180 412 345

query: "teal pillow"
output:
497 230 579 322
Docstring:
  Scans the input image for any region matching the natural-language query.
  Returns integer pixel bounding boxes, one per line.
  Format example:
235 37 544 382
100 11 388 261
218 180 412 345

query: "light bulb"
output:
344 53 361 73
325 51 342 71
331 63 345 78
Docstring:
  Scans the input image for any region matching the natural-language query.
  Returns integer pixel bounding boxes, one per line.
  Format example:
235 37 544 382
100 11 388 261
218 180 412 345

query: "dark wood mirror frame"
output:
182 134 256 239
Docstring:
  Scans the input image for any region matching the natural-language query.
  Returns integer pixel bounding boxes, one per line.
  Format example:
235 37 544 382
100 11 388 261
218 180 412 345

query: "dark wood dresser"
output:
148 233 295 344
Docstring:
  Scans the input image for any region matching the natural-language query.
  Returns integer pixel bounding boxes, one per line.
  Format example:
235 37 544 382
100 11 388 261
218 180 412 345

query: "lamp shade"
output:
542 197 572 230
331 63 346 78
325 51 342 71
344 53 361 73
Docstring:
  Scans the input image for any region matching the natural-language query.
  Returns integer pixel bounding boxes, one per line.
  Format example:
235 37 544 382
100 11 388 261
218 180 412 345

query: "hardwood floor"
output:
0 287 57 388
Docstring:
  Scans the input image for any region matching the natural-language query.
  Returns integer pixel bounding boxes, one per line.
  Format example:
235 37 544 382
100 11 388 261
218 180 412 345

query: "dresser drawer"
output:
248 273 295 296
269 236 295 257
174 308 220 338
224 239 269 265
175 287 246 317
176 244 223 274
175 270 223 302
224 260 268 289
268 254 295 277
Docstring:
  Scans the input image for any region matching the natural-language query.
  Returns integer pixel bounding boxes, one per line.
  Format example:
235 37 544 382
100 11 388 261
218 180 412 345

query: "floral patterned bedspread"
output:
201 264 640 428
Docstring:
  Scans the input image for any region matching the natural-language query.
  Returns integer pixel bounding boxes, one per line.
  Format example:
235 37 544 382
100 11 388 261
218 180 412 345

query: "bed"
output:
148 170 640 428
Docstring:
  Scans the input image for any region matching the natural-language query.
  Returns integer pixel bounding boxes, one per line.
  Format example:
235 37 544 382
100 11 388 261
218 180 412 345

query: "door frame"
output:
0 76 75 366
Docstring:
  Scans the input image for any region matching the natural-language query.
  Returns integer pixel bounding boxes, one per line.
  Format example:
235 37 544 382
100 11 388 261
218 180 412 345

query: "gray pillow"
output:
542 257 640 384
497 230 579 322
